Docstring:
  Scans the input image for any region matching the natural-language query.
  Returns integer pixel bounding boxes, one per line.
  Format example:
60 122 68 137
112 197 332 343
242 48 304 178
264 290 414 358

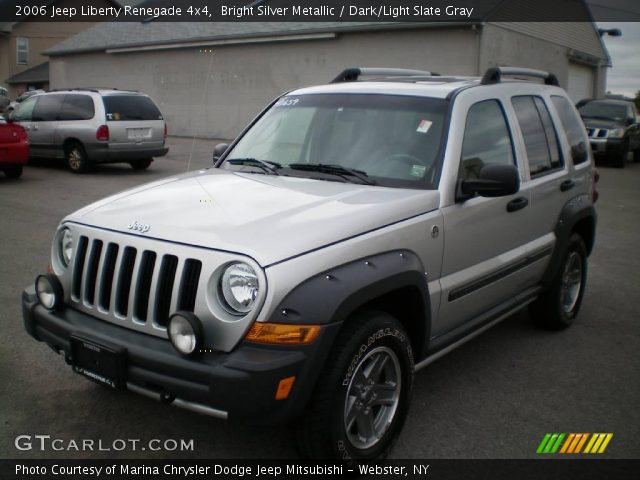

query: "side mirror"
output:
212 143 229 164
457 164 520 201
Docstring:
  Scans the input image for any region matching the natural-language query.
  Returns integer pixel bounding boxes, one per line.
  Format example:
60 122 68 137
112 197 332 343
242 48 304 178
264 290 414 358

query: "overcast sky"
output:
597 22 640 98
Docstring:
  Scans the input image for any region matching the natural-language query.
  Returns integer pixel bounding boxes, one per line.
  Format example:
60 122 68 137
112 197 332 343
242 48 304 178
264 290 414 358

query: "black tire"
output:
612 141 628 168
3 165 23 179
633 148 640 163
295 311 414 464
530 234 588 329
66 142 90 173
130 158 152 170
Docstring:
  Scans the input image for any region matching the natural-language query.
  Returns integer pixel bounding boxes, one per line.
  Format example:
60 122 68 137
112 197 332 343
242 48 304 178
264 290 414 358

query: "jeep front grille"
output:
59 223 267 351
71 235 202 333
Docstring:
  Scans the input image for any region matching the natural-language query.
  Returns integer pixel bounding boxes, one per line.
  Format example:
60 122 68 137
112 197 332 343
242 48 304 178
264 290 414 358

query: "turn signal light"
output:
275 376 296 400
245 323 320 345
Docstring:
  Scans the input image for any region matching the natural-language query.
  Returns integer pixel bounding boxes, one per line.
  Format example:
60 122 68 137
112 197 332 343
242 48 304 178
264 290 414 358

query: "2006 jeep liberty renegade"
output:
23 67 598 462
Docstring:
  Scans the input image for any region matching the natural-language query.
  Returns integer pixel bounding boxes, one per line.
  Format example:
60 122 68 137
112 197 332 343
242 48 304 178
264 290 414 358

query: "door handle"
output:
32 125 39 131
560 179 575 192
506 197 529 212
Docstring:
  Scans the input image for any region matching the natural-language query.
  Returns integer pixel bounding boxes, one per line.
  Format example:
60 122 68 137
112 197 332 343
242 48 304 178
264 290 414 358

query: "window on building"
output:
16 37 29 65
459 99 515 180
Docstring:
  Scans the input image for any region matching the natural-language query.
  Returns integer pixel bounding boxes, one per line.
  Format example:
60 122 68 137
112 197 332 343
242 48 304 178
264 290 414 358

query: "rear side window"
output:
551 95 588 165
102 95 163 121
32 94 64 121
459 99 515 179
512 96 563 177
59 94 95 121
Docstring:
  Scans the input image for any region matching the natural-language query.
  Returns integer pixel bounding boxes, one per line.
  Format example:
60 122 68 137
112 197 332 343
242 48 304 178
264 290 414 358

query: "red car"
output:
0 118 29 179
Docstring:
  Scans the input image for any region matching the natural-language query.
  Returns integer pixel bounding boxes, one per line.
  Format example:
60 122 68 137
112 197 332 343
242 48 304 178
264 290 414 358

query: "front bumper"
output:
589 137 626 155
22 286 340 424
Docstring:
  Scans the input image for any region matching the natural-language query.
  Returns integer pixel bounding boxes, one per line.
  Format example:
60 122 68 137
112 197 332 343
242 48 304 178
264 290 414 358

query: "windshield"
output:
221 93 447 188
578 101 628 122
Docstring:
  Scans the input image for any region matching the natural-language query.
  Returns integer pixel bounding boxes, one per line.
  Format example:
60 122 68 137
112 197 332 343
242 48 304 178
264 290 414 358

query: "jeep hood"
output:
66 169 440 266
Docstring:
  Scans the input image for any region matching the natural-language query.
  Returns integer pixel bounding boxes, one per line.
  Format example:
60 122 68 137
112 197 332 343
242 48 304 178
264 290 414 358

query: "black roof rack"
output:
331 67 440 84
481 67 559 86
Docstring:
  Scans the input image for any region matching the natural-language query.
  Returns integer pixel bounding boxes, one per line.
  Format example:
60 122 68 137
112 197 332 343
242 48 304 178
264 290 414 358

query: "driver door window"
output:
459 100 515 180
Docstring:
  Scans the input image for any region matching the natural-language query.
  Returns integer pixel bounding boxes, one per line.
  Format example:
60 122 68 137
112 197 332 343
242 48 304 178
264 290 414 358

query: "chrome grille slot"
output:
597 129 608 138
83 239 103 306
98 243 119 311
134 251 157 322
115 247 137 317
154 254 178 327
71 236 89 300
178 259 202 312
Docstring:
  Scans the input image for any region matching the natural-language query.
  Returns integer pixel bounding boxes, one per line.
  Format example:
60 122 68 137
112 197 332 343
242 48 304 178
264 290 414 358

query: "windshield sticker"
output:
416 119 432 133
411 164 427 177
275 98 299 107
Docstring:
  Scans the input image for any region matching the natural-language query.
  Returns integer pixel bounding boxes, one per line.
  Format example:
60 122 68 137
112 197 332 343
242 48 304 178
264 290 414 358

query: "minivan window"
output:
59 94 95 121
459 99 515 179
551 95 588 164
32 94 64 122
13 96 37 121
103 95 163 121
512 96 562 176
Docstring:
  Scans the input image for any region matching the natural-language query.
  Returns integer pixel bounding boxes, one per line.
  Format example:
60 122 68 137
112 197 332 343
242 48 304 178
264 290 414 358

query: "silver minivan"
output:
10 88 168 172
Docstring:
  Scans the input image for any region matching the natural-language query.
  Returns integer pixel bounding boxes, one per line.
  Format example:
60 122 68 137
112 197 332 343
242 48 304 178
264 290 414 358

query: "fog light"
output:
35 274 63 310
168 312 203 355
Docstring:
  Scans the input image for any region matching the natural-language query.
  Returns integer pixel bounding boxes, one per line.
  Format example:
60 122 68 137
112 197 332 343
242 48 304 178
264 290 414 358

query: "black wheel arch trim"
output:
271 249 431 360
542 195 596 286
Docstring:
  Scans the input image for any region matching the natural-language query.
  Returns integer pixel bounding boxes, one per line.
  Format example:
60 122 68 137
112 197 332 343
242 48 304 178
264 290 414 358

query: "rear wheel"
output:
130 158 152 170
530 233 588 329
66 142 90 173
296 311 413 464
3 166 23 179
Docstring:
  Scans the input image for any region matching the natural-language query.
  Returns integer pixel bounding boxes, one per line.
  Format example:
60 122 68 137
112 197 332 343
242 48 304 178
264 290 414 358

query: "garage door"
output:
568 62 595 103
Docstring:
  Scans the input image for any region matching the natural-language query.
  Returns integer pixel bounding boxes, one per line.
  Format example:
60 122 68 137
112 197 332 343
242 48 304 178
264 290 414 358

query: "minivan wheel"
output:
66 143 90 173
295 311 413 464
3 166 23 179
530 233 587 329
130 158 152 170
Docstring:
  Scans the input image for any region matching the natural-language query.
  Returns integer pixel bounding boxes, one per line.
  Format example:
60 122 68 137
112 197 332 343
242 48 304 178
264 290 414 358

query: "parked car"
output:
10 88 168 173
6 89 46 114
578 98 640 168
0 87 10 113
23 67 598 463
0 117 29 179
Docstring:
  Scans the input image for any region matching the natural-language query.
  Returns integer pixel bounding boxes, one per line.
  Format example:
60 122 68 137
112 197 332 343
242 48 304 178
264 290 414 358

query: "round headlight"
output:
168 312 202 355
35 274 63 310
59 228 74 267
220 262 259 314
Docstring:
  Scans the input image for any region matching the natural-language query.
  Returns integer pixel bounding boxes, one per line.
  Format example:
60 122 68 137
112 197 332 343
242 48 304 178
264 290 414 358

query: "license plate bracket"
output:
70 334 126 389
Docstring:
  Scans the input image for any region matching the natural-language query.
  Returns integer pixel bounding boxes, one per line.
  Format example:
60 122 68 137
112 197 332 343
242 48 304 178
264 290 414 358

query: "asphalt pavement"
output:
1 138 638 460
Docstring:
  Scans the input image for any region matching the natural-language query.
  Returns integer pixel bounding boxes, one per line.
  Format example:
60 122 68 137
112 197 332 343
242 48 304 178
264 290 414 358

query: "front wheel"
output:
633 148 640 163
530 233 588 329
295 311 413 464
613 141 628 168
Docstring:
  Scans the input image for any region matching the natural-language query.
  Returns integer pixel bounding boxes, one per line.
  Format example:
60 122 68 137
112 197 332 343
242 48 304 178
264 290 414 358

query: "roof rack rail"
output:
331 67 440 83
481 67 559 86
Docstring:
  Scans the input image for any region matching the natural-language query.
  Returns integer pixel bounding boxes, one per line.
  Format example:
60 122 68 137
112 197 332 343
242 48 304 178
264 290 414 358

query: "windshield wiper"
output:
288 163 376 185
227 158 282 175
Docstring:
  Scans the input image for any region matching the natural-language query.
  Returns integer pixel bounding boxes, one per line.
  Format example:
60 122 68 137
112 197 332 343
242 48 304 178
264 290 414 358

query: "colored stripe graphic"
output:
538 433 613 454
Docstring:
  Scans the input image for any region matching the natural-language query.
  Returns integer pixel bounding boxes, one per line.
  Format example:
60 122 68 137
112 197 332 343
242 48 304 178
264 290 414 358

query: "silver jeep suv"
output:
22 67 598 463
11 88 168 172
